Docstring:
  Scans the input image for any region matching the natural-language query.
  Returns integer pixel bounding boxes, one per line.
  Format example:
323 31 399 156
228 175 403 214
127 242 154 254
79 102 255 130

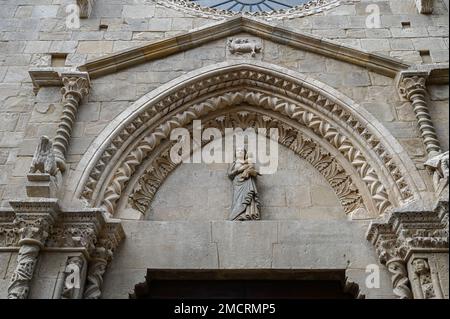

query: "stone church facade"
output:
0 0 448 299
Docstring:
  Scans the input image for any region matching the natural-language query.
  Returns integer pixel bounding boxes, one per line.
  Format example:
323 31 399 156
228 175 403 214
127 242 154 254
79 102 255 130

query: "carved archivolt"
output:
129 111 364 216
155 0 342 20
74 64 417 218
100 90 403 216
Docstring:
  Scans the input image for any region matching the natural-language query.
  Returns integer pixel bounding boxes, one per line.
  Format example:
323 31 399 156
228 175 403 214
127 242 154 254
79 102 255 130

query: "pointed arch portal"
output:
69 61 424 219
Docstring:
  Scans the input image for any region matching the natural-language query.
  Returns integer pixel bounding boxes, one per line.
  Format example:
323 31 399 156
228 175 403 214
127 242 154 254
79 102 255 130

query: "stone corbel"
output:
7 199 59 299
415 0 434 14
77 0 94 18
54 72 91 172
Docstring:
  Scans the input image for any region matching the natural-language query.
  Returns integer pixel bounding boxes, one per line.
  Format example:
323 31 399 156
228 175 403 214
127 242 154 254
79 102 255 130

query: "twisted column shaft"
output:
54 74 90 172
399 75 441 158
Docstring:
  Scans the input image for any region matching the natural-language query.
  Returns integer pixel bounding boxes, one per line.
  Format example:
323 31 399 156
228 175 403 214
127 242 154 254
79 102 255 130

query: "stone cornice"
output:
77 16 411 79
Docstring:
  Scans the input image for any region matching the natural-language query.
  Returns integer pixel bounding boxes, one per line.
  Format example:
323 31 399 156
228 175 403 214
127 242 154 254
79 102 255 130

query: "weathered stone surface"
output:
0 0 448 300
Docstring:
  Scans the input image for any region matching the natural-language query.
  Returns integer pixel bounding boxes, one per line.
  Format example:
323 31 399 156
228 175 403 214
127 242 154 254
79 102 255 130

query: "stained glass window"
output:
191 0 311 12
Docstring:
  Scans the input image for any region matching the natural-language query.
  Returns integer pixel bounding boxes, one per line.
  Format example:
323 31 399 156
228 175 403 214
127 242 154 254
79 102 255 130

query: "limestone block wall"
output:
101 219 396 299
0 0 448 207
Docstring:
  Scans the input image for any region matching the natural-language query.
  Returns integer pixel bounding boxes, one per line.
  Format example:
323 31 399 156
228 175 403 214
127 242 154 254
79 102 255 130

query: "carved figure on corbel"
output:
411 258 438 299
54 73 90 172
27 136 62 198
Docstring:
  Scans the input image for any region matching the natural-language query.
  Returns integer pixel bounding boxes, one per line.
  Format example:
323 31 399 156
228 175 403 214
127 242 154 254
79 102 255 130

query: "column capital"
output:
8 199 59 247
397 71 429 100
60 72 91 100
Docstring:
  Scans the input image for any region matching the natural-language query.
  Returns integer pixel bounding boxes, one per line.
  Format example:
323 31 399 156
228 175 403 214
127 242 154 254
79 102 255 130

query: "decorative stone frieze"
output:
415 0 434 14
129 112 364 217
367 200 449 299
398 72 441 158
77 0 94 18
54 73 90 172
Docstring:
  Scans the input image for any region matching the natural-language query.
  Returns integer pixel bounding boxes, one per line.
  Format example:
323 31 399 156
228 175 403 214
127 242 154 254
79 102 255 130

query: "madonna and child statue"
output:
227 148 261 221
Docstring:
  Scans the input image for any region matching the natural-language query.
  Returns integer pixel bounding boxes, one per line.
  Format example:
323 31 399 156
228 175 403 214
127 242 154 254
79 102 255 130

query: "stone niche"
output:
144 140 345 221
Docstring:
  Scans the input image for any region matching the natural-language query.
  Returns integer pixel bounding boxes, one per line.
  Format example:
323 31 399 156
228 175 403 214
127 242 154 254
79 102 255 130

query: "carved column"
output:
54 73 90 172
376 237 413 299
61 255 87 299
7 200 58 299
83 221 123 299
399 74 441 158
83 246 111 299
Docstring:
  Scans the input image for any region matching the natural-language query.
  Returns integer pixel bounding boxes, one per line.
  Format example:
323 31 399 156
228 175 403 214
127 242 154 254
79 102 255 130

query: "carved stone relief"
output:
128 111 364 217
227 38 262 57
79 66 414 220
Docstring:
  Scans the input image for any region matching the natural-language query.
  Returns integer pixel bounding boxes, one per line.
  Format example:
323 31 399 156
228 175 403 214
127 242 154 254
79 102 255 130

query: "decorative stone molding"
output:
367 200 449 299
75 63 417 220
100 88 407 217
415 0 434 14
54 73 90 172
129 111 364 217
398 73 441 158
79 18 411 79
155 0 342 21
77 0 94 18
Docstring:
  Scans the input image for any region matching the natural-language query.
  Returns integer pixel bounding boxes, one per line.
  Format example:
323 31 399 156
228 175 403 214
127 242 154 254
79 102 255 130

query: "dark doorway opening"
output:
131 269 363 299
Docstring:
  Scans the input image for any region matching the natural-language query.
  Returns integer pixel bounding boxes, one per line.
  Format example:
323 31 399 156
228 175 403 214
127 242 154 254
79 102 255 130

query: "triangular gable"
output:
78 16 411 79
